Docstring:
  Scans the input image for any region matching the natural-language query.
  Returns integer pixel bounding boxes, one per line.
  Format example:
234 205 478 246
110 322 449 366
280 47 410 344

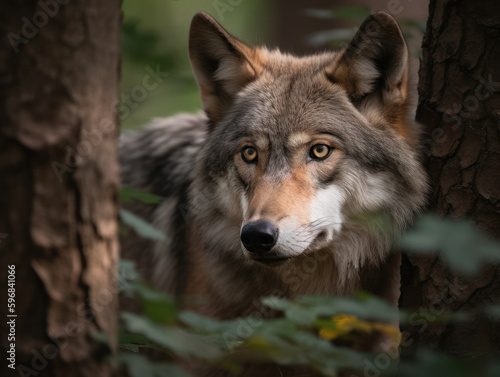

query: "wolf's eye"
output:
310 144 332 160
241 146 258 164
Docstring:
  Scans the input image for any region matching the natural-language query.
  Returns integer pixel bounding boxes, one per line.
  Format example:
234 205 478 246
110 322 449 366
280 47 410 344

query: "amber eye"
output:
310 144 332 160
241 146 258 164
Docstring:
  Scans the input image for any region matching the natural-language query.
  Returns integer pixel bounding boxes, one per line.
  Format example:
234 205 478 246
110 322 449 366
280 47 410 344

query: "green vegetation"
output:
307 5 425 52
114 187 500 376
120 0 270 130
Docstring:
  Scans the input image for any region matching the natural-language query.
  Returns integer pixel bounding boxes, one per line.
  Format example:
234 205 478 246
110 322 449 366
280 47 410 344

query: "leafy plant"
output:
306 5 426 51
121 187 164 204
116 260 391 376
400 215 500 275
119 187 165 241
116 188 500 376
121 21 177 70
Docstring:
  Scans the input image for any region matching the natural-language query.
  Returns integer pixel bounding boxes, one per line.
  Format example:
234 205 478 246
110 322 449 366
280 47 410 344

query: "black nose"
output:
240 220 278 254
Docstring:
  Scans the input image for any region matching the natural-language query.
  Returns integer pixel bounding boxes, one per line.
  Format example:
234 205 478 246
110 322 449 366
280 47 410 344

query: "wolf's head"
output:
188 12 427 270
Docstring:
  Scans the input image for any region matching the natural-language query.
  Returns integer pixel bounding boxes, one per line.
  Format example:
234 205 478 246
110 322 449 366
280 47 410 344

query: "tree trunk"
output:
0 2 121 376
400 0 500 357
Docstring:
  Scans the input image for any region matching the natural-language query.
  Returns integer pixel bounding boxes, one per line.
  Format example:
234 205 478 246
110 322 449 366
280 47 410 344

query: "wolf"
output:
120 11 428 376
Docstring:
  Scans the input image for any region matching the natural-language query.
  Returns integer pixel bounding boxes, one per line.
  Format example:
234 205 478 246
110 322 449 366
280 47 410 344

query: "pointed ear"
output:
189 12 263 126
328 11 409 104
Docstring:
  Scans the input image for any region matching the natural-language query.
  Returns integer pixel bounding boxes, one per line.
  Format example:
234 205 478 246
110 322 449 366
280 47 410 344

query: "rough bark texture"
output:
0 2 121 376
400 0 500 358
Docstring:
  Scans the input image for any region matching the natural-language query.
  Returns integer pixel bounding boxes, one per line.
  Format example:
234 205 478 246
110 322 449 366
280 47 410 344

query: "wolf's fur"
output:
120 11 428 376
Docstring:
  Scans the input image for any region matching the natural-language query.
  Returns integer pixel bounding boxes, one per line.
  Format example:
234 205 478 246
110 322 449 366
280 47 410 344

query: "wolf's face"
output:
189 12 427 267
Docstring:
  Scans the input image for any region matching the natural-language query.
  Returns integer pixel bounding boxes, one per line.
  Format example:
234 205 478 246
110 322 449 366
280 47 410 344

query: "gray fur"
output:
120 113 207 294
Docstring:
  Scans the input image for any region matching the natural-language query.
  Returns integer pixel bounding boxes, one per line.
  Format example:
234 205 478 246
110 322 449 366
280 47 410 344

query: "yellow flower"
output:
318 314 401 344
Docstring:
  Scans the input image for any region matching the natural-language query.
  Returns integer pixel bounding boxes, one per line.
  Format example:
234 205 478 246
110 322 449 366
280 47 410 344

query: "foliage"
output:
306 5 426 51
116 259 381 376
120 209 166 241
306 6 372 21
397 351 500 377
120 0 271 129
114 252 499 376
121 186 163 205
119 187 165 241
113 188 500 376
121 21 178 70
400 215 500 275
120 354 190 377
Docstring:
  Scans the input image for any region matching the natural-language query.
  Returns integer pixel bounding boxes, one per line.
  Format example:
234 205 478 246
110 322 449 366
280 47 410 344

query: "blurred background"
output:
121 0 429 130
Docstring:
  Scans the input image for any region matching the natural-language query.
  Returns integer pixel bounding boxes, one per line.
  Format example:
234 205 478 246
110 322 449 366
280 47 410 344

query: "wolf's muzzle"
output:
240 220 278 254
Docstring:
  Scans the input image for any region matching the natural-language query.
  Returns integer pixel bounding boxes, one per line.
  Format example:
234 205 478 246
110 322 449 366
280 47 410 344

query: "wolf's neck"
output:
185 216 394 318
276 249 361 297
188 244 361 311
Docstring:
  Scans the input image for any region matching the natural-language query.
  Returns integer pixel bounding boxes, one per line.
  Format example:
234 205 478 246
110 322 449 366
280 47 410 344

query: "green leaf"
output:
91 330 110 345
400 215 500 275
120 343 141 352
121 186 163 204
236 330 367 375
308 29 356 46
132 289 176 324
306 6 371 21
133 283 171 303
119 353 191 377
119 259 140 280
121 312 221 360
487 362 500 377
262 294 398 324
119 332 150 346
485 304 500 320
120 209 166 241
180 311 239 334
117 256 498 376
397 351 493 377
180 311 288 351
118 259 142 295
121 21 177 70
118 260 178 323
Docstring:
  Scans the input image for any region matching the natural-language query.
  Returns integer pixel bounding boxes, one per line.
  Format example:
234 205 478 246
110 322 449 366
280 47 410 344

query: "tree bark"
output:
400 0 500 357
0 2 121 376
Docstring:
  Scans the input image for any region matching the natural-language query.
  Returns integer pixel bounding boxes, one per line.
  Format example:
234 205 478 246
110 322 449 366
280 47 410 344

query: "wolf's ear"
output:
328 11 409 105
189 12 263 126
